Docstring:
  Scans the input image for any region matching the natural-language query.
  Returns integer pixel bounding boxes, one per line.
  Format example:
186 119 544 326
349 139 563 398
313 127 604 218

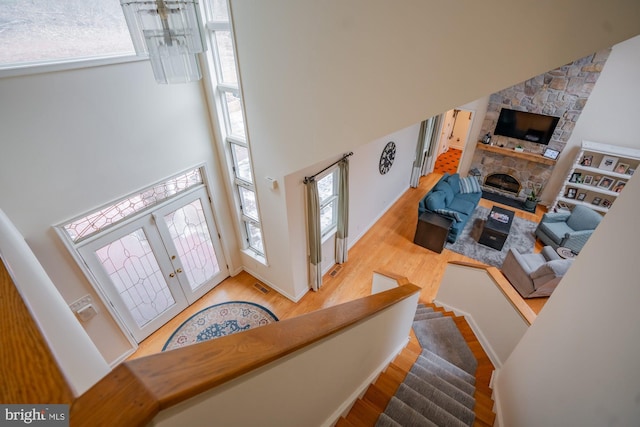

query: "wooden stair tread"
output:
362 384 392 411
348 399 380 427
474 390 494 407
474 401 497 425
335 416 357 427
392 349 420 372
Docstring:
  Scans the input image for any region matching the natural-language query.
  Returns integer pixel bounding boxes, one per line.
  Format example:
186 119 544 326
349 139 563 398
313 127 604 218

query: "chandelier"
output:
120 0 207 84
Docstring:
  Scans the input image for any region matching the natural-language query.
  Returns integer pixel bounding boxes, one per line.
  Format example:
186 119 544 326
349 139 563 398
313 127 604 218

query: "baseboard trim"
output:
321 337 410 427
433 300 503 369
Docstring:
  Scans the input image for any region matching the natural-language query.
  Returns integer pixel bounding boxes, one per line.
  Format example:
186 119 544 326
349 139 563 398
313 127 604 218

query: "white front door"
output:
79 188 228 342
153 188 228 304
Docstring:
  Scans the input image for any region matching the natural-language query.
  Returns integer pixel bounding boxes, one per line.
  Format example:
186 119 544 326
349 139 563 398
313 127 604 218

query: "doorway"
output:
433 109 474 174
78 187 229 343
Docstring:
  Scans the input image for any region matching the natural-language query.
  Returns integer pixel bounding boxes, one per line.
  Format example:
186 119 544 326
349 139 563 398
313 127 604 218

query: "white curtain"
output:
336 157 350 263
305 178 322 291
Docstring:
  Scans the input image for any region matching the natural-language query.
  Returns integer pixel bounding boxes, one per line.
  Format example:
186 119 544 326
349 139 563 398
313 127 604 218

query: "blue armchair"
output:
535 205 602 254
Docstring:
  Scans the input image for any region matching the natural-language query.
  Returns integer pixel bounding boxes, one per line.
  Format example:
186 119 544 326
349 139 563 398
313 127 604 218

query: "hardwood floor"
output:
129 173 547 360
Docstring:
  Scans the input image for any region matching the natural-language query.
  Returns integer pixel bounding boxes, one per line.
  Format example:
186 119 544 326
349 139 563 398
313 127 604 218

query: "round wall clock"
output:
379 141 396 175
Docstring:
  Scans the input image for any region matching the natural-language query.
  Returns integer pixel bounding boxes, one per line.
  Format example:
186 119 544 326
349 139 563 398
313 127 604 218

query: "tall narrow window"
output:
203 1 265 259
317 169 339 238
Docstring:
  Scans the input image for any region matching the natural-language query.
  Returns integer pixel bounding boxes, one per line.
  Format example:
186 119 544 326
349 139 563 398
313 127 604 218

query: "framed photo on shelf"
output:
627 168 635 176
613 180 626 193
602 199 612 208
543 148 560 160
583 175 593 185
565 188 577 199
569 172 582 183
597 176 614 190
614 163 629 174
592 197 602 206
557 202 570 210
599 155 619 171
577 192 587 201
580 154 593 166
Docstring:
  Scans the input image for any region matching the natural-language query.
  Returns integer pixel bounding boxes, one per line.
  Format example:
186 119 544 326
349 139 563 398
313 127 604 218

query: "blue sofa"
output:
418 173 482 243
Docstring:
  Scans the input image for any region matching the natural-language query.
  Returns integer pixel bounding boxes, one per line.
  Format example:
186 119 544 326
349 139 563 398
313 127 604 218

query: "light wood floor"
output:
129 173 547 360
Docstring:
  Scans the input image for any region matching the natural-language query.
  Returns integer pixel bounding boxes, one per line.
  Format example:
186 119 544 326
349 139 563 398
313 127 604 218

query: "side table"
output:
413 212 453 254
556 247 577 259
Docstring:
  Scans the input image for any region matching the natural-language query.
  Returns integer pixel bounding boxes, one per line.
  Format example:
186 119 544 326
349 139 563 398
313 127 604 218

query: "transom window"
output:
62 168 203 243
0 0 134 69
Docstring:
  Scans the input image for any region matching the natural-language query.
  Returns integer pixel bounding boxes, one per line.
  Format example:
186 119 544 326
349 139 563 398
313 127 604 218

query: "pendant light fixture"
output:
120 0 207 84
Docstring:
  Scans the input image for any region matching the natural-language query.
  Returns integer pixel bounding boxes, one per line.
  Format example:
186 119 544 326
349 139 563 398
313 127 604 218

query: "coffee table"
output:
478 206 515 250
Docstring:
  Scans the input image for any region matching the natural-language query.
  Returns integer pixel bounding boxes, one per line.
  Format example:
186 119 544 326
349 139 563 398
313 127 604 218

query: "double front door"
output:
79 188 228 342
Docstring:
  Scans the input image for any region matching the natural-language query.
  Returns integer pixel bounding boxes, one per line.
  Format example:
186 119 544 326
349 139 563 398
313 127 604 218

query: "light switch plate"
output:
69 295 93 313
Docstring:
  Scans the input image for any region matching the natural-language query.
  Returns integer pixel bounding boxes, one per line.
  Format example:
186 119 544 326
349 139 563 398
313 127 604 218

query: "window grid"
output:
317 169 339 237
203 1 265 258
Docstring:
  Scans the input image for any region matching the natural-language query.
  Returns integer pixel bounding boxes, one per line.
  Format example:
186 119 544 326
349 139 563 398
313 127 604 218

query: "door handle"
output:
169 272 175 278
176 268 183 273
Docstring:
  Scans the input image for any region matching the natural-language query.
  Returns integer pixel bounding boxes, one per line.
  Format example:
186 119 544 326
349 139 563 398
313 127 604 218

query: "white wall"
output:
494 35 640 426
0 209 110 396
231 0 640 299
0 61 238 364
231 0 640 177
269 124 420 301
435 265 529 368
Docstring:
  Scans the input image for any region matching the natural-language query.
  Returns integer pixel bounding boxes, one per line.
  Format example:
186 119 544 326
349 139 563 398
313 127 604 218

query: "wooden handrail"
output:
448 260 537 325
0 259 75 405
70 282 421 426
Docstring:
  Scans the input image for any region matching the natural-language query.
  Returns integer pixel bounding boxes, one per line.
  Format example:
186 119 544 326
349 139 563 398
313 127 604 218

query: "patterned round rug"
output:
162 301 278 351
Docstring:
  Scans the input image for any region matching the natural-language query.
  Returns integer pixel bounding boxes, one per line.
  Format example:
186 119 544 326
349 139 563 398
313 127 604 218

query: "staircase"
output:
336 303 496 426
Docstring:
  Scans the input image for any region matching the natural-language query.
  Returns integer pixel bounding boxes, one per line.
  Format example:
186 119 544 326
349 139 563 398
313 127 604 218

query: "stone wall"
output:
471 48 611 200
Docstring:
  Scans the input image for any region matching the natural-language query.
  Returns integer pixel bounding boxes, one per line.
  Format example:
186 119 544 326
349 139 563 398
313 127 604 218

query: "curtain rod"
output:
303 152 353 184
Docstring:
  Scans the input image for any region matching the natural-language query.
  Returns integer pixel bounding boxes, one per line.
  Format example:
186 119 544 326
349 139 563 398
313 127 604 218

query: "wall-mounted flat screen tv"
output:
494 108 560 145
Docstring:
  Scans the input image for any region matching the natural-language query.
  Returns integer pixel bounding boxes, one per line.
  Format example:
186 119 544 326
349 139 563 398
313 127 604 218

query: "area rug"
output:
162 301 278 351
445 206 537 267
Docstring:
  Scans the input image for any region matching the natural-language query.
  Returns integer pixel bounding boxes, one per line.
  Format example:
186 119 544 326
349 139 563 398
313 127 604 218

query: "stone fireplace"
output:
472 144 553 200
468 48 611 203
485 173 520 195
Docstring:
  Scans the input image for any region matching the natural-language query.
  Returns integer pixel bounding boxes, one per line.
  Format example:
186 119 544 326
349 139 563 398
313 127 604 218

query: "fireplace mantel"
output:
476 143 557 166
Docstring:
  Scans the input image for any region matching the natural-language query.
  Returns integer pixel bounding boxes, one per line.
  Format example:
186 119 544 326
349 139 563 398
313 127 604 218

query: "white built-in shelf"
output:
552 140 640 214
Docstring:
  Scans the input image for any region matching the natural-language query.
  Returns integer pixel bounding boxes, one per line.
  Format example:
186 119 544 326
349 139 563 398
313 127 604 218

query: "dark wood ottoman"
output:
478 206 515 250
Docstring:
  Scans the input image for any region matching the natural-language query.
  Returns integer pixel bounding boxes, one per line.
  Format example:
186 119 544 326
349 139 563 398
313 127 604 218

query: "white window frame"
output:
202 1 266 262
317 168 339 239
0 0 139 77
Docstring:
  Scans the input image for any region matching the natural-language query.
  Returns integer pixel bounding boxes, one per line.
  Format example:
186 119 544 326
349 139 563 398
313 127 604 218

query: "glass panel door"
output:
78 187 228 342
154 188 228 304
79 218 188 342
